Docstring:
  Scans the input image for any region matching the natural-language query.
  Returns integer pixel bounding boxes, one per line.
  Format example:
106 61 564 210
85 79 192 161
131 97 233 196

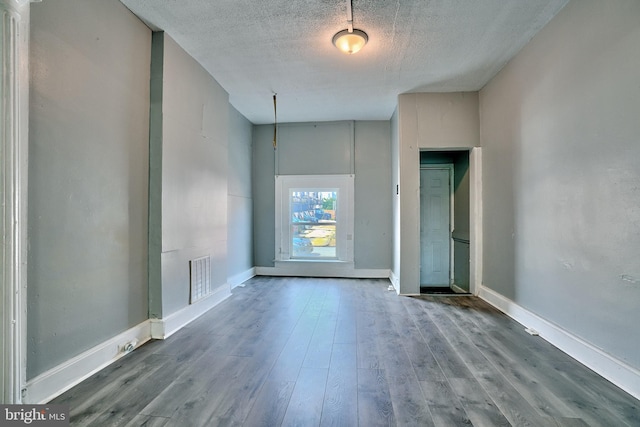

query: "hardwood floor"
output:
51 277 639 426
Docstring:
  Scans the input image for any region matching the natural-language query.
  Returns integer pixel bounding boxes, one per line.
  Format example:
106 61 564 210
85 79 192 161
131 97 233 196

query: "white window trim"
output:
275 174 354 263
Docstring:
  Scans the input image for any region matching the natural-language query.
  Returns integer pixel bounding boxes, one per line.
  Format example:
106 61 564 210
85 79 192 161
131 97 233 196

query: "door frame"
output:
1 0 30 404
419 164 454 287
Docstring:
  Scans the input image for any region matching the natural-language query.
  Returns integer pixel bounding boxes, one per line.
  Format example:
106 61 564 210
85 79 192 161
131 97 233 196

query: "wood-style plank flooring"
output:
52 277 639 426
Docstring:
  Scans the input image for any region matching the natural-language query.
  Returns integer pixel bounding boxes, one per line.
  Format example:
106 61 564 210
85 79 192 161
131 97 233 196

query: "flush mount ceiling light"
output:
332 29 368 55
333 0 368 55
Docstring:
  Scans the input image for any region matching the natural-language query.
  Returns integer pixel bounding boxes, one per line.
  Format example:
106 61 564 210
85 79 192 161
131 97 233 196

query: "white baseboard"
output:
26 285 233 404
150 285 232 339
255 265 390 279
389 270 400 294
228 267 255 289
25 320 152 404
478 285 640 400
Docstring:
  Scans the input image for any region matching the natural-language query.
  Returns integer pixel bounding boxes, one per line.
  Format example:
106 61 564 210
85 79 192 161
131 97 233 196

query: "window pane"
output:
290 190 337 258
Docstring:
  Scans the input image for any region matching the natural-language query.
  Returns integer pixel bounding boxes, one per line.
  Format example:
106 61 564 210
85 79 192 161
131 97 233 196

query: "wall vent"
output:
190 255 212 304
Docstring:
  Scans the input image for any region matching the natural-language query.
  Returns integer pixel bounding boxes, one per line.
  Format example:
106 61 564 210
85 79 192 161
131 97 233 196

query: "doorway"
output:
420 165 453 290
419 151 471 295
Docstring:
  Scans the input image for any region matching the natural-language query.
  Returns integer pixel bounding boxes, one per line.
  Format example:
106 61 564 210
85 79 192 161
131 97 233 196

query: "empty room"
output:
1 0 638 425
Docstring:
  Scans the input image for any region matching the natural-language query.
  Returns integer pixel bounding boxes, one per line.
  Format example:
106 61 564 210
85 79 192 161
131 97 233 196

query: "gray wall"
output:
354 121 392 269
228 106 253 280
253 121 391 270
276 122 352 175
390 108 401 282
480 0 640 369
155 33 229 317
28 0 151 379
452 153 470 291
252 125 276 267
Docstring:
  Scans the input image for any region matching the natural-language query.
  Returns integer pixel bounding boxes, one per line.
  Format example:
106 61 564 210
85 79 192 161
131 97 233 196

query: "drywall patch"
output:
561 259 574 270
620 274 639 286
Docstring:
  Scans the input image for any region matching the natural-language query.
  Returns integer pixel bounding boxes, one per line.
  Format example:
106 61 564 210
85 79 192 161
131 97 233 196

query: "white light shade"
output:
332 29 368 54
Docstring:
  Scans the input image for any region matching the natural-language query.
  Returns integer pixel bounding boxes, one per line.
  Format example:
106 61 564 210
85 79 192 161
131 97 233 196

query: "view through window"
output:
291 190 337 259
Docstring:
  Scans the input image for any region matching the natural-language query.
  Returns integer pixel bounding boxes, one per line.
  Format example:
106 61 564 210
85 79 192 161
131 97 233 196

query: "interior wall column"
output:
1 0 30 404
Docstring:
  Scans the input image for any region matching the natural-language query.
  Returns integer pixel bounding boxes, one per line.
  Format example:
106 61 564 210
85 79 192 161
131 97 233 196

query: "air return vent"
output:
189 256 212 304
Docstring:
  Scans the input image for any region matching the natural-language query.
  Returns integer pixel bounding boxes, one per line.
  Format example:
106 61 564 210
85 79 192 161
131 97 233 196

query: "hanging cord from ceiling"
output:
273 93 277 150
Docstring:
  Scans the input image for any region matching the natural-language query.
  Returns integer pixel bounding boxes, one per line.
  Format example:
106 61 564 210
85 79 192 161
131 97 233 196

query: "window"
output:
276 175 354 262
291 189 337 259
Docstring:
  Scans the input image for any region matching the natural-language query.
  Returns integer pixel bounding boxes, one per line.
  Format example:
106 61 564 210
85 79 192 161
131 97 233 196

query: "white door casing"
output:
1 0 30 404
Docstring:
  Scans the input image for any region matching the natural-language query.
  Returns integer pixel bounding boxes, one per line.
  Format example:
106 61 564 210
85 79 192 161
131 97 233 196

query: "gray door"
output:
420 167 451 286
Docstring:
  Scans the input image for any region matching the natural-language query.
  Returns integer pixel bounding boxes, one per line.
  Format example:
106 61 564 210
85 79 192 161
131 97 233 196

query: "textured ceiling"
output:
120 0 568 124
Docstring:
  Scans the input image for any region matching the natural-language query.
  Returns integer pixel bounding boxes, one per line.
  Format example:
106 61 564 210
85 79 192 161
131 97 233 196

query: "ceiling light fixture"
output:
333 29 368 55
333 0 368 55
